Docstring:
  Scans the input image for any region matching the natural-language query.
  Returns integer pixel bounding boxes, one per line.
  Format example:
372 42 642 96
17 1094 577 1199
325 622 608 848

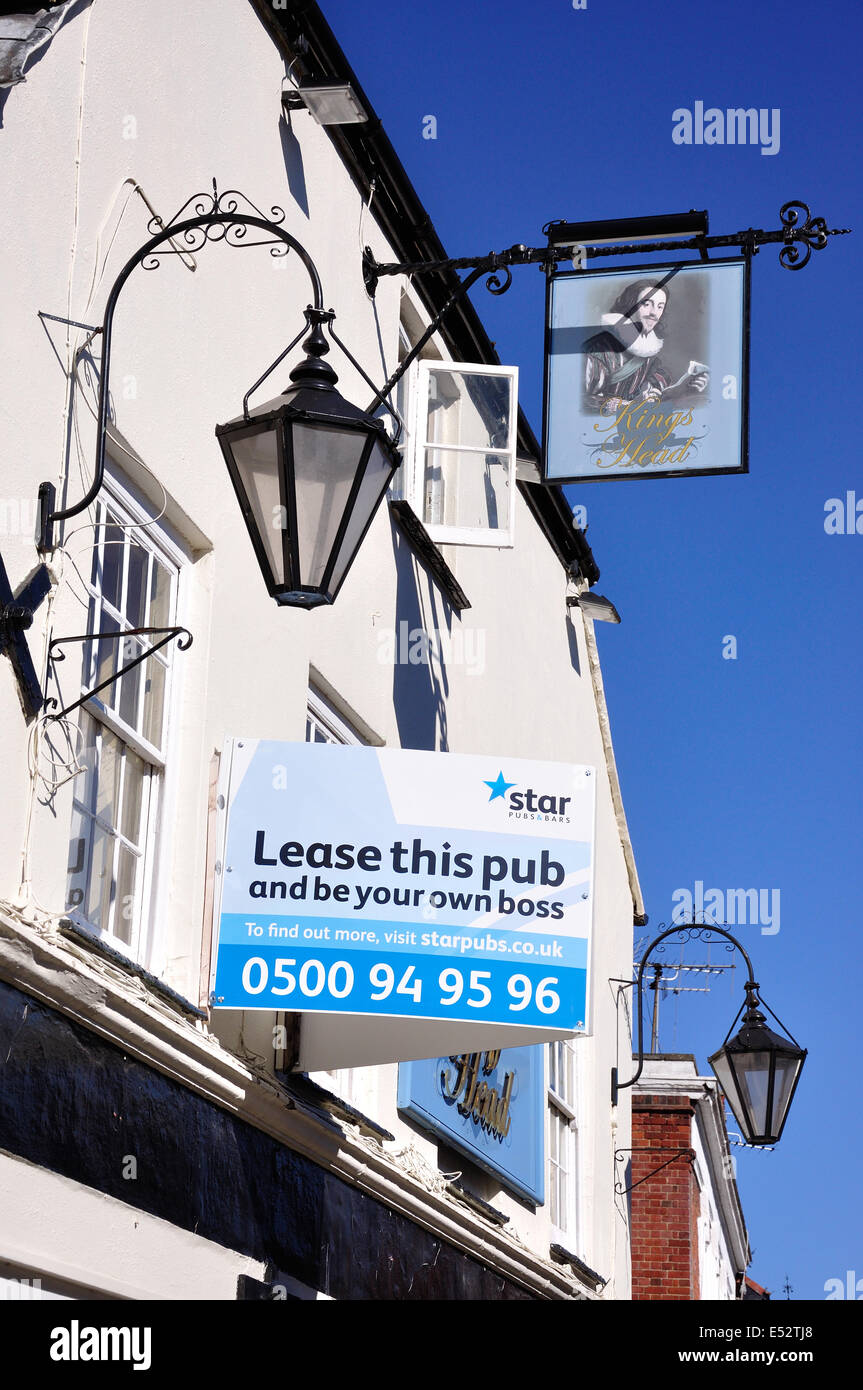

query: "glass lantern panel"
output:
290 422 369 588
228 426 284 586
732 1050 773 1138
770 1054 802 1135
327 438 395 595
710 1048 751 1138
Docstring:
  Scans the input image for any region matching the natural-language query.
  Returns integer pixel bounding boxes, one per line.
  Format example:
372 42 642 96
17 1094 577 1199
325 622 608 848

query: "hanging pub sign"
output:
542 258 749 484
210 742 594 1068
398 1046 545 1204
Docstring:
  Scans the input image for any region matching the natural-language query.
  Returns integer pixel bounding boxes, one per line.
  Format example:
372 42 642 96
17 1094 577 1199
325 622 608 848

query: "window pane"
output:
424 369 512 450
101 519 125 613
118 635 143 729
126 542 148 628
114 845 139 946
549 1039 575 1105
75 713 98 811
86 821 115 932
142 658 166 749
94 612 121 709
67 806 92 914
149 558 172 629
423 448 510 531
95 728 122 826
80 596 99 693
121 750 146 844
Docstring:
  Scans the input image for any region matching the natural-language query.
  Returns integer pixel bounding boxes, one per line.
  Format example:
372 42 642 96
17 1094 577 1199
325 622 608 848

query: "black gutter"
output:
251 0 599 586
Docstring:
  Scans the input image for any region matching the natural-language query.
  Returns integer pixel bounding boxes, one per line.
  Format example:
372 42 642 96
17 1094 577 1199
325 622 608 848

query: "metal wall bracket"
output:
614 1146 696 1196
0 556 52 721
364 201 849 297
45 625 193 721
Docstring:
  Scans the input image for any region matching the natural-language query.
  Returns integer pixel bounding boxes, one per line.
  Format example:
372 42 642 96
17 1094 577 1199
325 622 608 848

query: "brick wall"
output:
630 1094 699 1300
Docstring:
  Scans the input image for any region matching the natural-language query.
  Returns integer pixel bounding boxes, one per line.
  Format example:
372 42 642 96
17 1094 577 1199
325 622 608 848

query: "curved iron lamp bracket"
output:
37 181 343 553
611 921 758 1106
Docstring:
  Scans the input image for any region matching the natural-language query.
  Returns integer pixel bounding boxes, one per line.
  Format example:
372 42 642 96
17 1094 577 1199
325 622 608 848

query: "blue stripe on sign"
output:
217 912 587 968
213 943 586 1030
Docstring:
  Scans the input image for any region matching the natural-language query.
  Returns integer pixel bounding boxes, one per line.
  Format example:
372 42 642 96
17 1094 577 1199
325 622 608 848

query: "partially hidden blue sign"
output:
398 1047 545 1205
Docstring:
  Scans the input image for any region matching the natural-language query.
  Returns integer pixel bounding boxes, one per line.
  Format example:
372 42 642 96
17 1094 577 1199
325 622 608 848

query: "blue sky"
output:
322 0 862 1300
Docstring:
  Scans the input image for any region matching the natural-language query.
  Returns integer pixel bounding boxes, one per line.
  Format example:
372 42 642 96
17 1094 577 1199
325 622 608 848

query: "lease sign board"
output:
543 258 749 483
211 743 594 1045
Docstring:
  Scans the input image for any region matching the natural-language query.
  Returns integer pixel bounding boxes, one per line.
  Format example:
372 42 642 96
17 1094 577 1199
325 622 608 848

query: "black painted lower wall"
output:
0 979 535 1300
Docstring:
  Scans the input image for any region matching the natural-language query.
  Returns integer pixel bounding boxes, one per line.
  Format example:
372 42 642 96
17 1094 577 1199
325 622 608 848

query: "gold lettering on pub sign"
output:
593 401 697 470
440 1051 514 1140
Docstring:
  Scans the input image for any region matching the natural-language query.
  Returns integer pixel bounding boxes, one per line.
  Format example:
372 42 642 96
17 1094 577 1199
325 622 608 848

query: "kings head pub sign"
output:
543 257 749 483
398 1045 544 1204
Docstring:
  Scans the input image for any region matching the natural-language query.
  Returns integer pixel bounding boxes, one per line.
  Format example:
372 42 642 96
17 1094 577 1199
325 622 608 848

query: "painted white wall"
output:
0 0 636 1298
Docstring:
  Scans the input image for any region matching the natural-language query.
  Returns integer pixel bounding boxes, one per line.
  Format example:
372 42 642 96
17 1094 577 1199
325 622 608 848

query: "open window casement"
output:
403 360 518 547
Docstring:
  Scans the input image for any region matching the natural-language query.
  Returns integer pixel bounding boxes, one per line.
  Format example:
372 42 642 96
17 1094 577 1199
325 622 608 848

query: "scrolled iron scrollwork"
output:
651 924 737 956
37 181 331 552
140 182 289 269
778 200 831 270
485 263 513 296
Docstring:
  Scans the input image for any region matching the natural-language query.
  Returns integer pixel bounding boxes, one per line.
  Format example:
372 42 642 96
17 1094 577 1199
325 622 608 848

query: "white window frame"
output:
65 471 187 969
401 358 518 548
547 1039 580 1247
387 323 416 505
305 687 366 746
302 684 369 1103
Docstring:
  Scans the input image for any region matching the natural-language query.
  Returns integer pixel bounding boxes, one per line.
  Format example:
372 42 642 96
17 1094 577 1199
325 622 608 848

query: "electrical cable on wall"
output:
20 6 192 922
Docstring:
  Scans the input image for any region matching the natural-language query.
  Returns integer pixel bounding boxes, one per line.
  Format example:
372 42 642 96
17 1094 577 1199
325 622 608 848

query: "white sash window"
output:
66 487 182 963
548 1038 580 1244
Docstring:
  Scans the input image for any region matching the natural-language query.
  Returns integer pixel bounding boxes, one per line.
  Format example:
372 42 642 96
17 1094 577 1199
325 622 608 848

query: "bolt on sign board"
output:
542 258 749 484
210 742 594 1069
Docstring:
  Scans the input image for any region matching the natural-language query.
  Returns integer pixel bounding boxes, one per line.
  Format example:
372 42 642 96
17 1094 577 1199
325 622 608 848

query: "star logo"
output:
483 771 516 802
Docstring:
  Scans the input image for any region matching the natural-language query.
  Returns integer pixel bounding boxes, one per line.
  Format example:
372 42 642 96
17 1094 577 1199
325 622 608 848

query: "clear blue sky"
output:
322 0 862 1301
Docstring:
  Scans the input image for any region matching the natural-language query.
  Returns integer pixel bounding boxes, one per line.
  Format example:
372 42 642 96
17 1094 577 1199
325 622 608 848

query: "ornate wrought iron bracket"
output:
363 202 849 301
363 254 518 416
613 1147 696 1197
360 201 848 417
0 556 52 721
36 180 394 552
45 626 193 722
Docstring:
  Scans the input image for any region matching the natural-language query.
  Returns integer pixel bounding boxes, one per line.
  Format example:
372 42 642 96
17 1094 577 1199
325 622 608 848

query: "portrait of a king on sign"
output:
543 258 749 483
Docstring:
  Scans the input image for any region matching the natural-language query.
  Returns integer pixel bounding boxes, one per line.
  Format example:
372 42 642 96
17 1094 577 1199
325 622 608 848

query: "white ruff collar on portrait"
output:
601 312 662 357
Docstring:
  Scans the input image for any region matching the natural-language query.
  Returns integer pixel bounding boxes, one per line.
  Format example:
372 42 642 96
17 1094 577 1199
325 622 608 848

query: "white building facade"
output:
0 0 643 1301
